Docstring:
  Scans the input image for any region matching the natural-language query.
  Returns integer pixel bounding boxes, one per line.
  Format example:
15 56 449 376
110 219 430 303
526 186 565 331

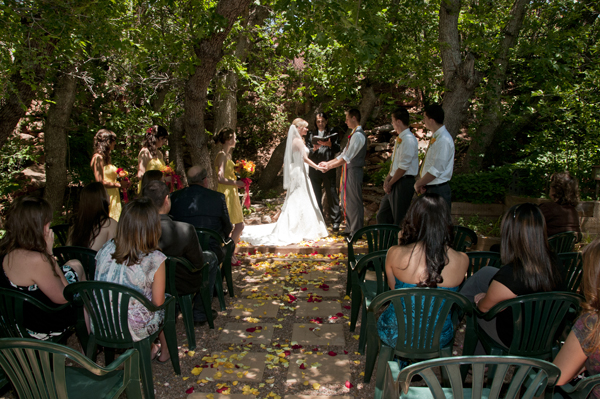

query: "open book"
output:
311 133 337 145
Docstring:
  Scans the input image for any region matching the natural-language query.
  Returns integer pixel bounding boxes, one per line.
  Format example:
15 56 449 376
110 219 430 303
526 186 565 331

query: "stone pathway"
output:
178 248 371 399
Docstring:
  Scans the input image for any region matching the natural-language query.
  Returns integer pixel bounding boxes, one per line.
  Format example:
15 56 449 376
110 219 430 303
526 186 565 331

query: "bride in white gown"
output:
241 118 329 245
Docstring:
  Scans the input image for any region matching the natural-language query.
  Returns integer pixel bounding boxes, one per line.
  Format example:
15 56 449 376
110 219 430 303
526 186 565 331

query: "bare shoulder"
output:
446 248 469 273
102 217 118 228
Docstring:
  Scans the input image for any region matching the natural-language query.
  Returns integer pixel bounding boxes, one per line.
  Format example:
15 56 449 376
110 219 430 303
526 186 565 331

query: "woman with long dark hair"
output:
91 129 126 221
0 197 85 338
540 171 581 237
461 203 566 349
94 198 169 362
554 238 600 397
377 193 469 347
69 182 117 251
137 125 168 182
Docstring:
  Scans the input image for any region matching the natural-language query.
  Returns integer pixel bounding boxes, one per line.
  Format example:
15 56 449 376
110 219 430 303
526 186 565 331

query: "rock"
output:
245 217 262 225
261 215 272 224
366 202 379 212
22 164 46 187
18 133 36 141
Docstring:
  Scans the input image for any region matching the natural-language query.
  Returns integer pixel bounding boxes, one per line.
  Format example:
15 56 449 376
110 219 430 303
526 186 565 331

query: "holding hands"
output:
318 162 329 173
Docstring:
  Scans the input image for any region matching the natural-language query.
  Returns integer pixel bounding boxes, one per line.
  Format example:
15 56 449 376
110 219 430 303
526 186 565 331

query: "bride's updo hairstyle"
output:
292 118 308 130
214 128 235 144
399 193 454 288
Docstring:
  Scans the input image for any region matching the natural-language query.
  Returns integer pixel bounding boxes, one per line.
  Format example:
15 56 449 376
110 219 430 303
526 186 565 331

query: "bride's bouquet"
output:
234 159 255 208
161 162 183 193
116 168 130 203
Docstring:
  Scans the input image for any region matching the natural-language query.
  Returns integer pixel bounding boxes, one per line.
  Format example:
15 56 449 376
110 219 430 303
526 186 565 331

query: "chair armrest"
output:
557 374 600 397
60 342 138 377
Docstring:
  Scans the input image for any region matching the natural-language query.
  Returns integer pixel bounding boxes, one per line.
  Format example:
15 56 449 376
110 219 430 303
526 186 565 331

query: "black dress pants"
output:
308 167 341 225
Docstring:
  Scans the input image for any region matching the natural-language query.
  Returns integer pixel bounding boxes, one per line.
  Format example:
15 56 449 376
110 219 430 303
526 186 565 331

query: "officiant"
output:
306 112 341 232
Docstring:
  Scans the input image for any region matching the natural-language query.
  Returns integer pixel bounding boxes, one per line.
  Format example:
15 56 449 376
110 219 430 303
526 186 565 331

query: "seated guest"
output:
378 193 468 349
460 203 566 351
540 171 581 237
95 198 169 362
140 170 164 193
69 182 118 251
554 238 600 397
169 166 233 263
0 197 85 338
143 180 219 325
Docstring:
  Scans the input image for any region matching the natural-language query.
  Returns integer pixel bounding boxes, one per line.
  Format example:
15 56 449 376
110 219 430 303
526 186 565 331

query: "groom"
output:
319 108 367 237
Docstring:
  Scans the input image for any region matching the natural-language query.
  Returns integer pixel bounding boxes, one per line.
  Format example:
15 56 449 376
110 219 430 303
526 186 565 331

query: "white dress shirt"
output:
420 125 454 185
338 127 366 165
389 128 419 177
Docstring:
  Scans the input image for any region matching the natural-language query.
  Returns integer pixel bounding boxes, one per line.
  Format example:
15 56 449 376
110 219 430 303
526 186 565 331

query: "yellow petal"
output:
313 382 321 389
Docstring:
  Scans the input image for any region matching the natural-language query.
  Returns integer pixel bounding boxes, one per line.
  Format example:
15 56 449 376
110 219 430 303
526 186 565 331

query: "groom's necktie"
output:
340 127 358 218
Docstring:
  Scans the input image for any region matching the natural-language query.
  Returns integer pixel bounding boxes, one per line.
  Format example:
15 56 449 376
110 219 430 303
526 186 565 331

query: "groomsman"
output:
306 112 341 232
320 108 367 237
414 104 454 209
376 108 419 226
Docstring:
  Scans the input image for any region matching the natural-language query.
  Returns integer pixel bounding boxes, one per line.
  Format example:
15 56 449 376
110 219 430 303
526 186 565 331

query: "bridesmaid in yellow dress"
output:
214 128 245 265
137 125 168 192
91 129 128 221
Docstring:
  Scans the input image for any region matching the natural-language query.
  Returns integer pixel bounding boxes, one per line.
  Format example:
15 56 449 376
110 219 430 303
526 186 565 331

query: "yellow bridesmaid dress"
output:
104 164 122 221
215 152 244 225
137 156 166 193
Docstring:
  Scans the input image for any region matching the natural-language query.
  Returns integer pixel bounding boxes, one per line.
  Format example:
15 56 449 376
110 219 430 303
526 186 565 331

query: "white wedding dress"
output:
240 125 328 245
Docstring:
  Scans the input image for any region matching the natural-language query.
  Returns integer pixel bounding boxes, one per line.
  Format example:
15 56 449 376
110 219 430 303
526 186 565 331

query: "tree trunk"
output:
460 0 529 172
170 116 188 187
214 5 270 132
439 0 482 139
43 65 77 216
358 83 377 127
257 140 286 190
184 0 252 188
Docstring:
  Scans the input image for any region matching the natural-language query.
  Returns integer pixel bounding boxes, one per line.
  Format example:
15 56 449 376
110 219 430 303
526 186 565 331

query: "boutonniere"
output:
396 137 402 145
430 137 437 145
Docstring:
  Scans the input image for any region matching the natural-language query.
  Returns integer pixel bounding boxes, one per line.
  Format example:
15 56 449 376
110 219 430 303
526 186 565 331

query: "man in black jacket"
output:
169 166 233 263
306 112 341 232
143 180 219 325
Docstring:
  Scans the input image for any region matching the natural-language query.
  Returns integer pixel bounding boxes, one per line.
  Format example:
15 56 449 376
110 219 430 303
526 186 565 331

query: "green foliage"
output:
451 167 513 204
455 215 502 237
368 160 391 187
0 135 39 196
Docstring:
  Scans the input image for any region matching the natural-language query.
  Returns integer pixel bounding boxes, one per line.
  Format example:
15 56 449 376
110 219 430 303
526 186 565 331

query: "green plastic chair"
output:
559 252 583 293
452 226 478 252
53 246 98 281
0 288 75 343
0 369 7 392
382 355 561 399
50 223 71 247
165 256 213 349
554 374 600 399
350 250 389 354
466 251 501 279
63 281 180 399
475 292 582 359
549 231 578 254
0 337 142 399
195 227 235 310
345 224 400 296
365 288 476 399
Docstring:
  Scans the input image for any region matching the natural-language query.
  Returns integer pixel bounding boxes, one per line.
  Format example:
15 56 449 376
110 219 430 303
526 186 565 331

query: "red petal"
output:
292 344 303 349
300 364 306 369
328 351 337 356
301 287 307 291
343 305 351 309
336 312 344 317
246 327 256 332
330 316 338 320
185 387 194 394
284 350 291 356
344 350 348 354
345 380 354 389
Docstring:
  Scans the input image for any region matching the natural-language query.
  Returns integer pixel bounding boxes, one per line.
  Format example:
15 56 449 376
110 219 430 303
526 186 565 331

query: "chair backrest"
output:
50 223 71 247
368 288 473 359
353 250 389 295
63 281 158 347
165 256 202 300
0 337 138 399
559 252 583 292
194 227 224 250
384 355 560 399
347 224 400 264
53 246 97 280
548 231 578 253
452 226 478 252
482 292 582 358
466 251 501 279
0 288 70 339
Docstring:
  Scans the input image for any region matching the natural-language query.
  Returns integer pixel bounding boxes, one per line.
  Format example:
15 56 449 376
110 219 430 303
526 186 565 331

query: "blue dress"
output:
377 277 459 348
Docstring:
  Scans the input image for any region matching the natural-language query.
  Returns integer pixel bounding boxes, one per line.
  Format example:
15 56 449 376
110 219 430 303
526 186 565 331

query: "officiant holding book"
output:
306 112 341 232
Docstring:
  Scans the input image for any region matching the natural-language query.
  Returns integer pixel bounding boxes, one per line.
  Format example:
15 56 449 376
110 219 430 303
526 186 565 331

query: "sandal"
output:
151 344 161 361
155 354 170 364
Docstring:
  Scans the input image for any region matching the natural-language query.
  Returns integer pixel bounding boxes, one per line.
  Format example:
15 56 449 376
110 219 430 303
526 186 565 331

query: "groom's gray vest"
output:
348 129 367 168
